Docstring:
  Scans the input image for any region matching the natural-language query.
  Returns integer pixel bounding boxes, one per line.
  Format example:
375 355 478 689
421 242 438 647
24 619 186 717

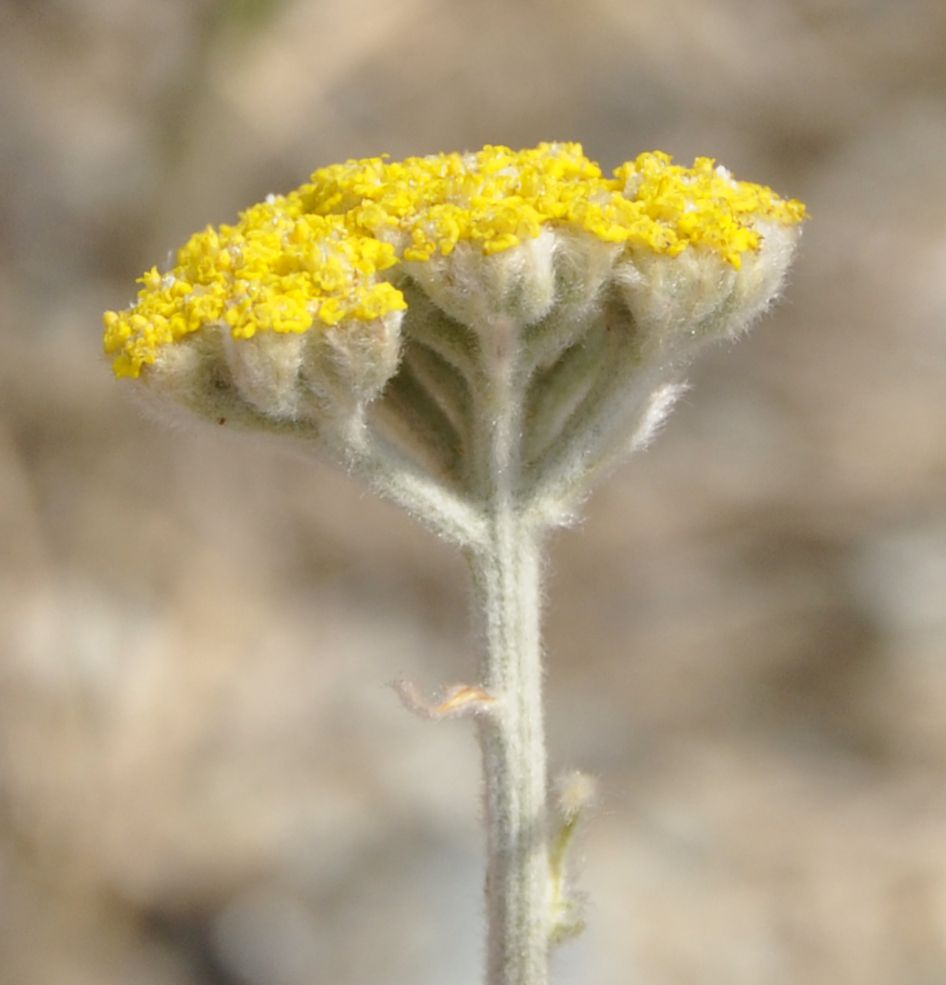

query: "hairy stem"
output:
471 516 550 985
471 314 550 985
340 419 486 548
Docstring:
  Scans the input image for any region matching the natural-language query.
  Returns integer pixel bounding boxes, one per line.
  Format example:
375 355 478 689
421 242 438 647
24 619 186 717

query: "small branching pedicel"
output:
105 144 805 985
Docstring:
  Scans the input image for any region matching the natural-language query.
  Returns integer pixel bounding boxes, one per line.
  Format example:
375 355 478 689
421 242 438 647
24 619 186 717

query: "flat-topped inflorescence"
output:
104 142 804 379
103 142 805 540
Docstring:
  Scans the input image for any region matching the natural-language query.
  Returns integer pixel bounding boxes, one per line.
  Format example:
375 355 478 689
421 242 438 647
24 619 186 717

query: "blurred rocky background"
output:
1 0 945 982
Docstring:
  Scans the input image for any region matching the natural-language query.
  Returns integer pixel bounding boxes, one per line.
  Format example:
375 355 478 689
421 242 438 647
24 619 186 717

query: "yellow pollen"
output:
104 143 806 377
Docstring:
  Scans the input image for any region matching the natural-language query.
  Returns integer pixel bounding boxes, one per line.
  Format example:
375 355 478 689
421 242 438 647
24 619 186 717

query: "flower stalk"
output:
104 143 805 985
472 517 550 985
470 313 551 981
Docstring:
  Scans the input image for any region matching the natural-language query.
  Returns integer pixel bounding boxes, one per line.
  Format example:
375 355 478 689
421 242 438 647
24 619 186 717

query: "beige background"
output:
2 1 945 983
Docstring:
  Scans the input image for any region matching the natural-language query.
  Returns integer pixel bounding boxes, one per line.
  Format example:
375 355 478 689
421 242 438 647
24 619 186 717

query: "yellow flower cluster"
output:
104 143 805 378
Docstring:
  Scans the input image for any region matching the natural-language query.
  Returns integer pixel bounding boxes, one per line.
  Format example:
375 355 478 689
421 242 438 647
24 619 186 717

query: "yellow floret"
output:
104 143 806 378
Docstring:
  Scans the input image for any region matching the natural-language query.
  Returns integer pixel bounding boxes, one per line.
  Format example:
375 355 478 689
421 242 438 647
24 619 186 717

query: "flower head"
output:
105 143 802 371
104 143 804 530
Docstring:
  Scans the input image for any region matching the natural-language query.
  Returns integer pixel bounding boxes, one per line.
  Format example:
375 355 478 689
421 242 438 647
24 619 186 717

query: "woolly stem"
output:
470 314 550 985
471 516 550 985
340 420 486 548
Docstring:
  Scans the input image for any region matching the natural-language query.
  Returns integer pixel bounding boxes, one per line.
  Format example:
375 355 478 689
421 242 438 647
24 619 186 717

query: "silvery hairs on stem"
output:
105 142 805 985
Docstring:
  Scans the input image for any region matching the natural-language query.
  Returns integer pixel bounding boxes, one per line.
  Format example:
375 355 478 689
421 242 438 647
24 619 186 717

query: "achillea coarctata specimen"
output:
105 143 805 985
